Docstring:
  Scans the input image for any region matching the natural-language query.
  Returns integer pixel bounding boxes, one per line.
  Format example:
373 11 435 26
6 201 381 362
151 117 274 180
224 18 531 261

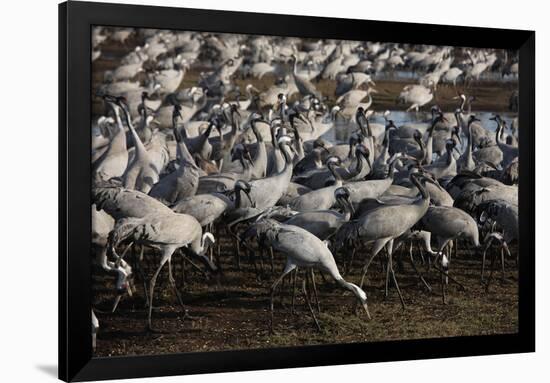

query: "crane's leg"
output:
434 239 451 304
181 254 186 288
502 241 513 276
500 247 506 283
270 247 275 273
269 263 296 334
259 247 265 272
291 268 299 314
408 244 432 292
310 269 321 313
384 250 391 298
302 274 321 331
216 225 222 270
148 250 172 331
440 266 446 304
168 258 196 321
485 246 498 293
227 223 242 270
346 247 356 275
280 272 287 309
360 238 390 289
236 235 241 270
387 242 406 309
131 244 148 307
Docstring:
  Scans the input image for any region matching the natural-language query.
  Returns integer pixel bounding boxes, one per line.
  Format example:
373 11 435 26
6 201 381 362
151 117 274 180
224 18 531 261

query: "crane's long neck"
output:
459 97 466 112
326 267 369 316
173 117 195 165
495 120 504 146
122 106 148 159
292 58 298 76
270 126 279 150
347 142 356 159
365 117 373 137
108 105 127 152
277 144 294 183
252 122 263 143
328 163 343 184
417 137 426 163
411 175 430 201
354 153 365 174
466 124 473 154
445 146 454 166
378 129 391 162
424 134 433 165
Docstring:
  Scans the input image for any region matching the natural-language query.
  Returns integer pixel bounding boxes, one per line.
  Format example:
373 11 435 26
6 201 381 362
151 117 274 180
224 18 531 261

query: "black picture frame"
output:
59 1 535 381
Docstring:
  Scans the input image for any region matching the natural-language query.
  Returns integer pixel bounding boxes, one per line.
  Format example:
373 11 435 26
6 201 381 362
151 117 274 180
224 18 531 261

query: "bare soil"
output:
93 236 518 357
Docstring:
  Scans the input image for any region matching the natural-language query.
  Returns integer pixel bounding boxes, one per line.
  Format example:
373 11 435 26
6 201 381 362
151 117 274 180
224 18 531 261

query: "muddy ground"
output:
93 236 518 357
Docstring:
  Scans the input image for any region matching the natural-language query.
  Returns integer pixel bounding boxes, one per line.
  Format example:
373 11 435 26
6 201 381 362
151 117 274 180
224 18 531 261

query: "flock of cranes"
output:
91 27 519 349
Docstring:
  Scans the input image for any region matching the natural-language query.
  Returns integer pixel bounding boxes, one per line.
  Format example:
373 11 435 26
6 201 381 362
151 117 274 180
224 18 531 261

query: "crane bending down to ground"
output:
241 218 370 332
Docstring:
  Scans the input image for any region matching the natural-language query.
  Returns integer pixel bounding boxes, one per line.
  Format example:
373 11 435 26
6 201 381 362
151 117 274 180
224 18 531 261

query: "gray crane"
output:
293 155 341 190
92 182 173 221
283 187 354 239
148 104 200 203
92 97 129 182
117 97 160 193
107 211 217 330
344 158 399 205
289 55 322 99
418 206 480 302
332 172 437 308
422 140 459 180
457 115 478 172
491 115 518 168
288 158 344 211
226 113 269 178
172 180 253 227
241 218 370 332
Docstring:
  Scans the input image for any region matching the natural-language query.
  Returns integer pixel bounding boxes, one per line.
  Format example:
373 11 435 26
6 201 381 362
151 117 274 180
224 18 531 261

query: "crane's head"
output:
109 259 134 313
249 112 267 124
335 187 354 215
355 144 372 169
313 138 331 153
326 155 342 168
385 119 397 132
172 104 182 120
277 135 294 150
234 180 254 206
471 114 482 124
451 125 463 146
413 129 423 142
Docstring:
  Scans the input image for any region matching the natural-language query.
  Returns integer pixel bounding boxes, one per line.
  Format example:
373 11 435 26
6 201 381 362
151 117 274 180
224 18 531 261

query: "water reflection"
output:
322 110 517 145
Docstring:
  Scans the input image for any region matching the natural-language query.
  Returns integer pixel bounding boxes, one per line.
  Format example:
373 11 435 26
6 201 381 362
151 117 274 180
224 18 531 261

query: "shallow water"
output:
321 110 518 145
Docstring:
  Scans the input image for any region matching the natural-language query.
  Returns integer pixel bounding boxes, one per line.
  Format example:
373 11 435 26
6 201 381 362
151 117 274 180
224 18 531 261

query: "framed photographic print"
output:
59 1 535 381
